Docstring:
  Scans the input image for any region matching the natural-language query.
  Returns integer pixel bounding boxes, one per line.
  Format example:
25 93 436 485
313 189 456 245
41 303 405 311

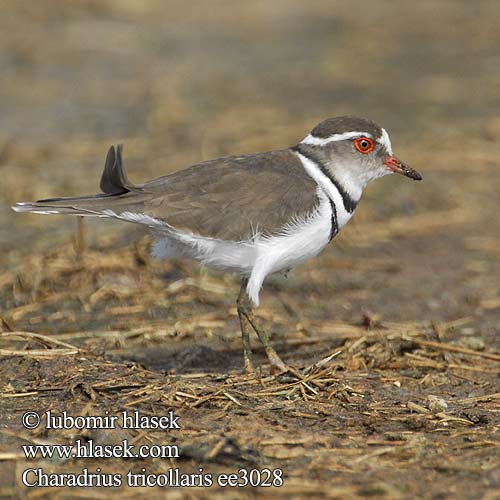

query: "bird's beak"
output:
384 156 422 181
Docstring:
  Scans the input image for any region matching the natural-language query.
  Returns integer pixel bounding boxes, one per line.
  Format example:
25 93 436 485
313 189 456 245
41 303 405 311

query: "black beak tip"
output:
404 167 423 181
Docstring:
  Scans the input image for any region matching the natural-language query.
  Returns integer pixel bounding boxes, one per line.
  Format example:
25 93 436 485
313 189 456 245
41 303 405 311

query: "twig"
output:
406 337 500 361
0 331 79 350
0 348 78 357
449 364 500 374
452 392 500 404
76 216 86 259
351 446 395 463
223 391 243 407
1 391 38 398
0 452 26 460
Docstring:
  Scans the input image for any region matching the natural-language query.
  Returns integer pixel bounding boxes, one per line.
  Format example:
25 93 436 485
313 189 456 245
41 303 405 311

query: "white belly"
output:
151 190 339 306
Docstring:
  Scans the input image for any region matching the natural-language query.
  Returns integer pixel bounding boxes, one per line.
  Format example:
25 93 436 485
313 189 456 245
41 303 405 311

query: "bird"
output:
13 116 422 374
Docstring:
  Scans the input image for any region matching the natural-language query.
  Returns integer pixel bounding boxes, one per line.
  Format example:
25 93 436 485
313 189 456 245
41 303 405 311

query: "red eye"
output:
354 137 375 154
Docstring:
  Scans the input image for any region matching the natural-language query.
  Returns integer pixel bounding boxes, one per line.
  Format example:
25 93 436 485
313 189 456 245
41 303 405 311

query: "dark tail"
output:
12 145 145 216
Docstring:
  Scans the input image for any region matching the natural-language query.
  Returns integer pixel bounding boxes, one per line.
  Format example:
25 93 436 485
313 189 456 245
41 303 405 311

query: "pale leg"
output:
237 277 289 374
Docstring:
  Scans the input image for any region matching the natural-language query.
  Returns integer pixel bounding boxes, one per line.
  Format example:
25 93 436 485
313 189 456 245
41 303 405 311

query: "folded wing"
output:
13 146 320 241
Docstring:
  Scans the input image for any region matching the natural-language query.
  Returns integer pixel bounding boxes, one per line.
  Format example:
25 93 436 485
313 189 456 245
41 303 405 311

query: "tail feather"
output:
100 144 133 195
12 145 146 217
12 200 111 216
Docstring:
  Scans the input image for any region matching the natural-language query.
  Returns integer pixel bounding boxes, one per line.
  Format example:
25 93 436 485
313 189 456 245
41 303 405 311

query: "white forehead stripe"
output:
301 131 372 146
378 128 393 155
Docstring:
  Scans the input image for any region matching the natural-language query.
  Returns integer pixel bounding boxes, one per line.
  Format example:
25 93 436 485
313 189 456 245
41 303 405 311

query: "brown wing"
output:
141 149 319 240
14 147 320 241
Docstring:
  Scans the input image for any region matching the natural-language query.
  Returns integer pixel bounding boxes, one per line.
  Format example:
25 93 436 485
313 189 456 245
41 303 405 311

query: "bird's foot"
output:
266 352 291 375
265 352 305 380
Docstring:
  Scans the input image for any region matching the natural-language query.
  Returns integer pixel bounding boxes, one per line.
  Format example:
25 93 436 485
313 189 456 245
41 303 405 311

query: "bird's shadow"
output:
108 344 244 374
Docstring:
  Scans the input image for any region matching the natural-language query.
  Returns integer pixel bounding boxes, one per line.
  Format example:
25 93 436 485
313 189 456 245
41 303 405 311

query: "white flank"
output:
104 210 168 229
378 128 393 155
301 131 372 146
245 190 332 305
108 194 332 306
294 151 354 228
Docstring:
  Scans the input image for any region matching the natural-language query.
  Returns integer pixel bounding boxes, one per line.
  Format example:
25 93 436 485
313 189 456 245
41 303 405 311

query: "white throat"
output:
325 159 369 202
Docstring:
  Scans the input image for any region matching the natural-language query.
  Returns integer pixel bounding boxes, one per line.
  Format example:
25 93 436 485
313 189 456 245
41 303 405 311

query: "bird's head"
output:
297 116 422 200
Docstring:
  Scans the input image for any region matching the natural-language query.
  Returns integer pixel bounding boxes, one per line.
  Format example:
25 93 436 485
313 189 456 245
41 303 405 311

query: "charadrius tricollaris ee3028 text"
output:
13 116 422 374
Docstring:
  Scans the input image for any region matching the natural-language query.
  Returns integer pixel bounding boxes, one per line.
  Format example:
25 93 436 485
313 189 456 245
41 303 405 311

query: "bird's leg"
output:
237 278 289 375
245 308 289 375
237 279 255 374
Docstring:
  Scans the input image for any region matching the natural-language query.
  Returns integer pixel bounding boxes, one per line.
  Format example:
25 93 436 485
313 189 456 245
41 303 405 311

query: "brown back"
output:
141 149 320 240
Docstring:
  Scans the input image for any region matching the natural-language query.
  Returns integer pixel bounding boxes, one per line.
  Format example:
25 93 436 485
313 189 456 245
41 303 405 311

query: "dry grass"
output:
0 225 499 498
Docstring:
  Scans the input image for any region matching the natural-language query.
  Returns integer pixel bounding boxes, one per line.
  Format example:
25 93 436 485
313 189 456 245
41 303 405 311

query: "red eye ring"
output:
354 137 375 154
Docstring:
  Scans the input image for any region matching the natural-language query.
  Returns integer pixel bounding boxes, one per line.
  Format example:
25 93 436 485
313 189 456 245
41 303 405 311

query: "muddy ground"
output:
0 1 499 499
